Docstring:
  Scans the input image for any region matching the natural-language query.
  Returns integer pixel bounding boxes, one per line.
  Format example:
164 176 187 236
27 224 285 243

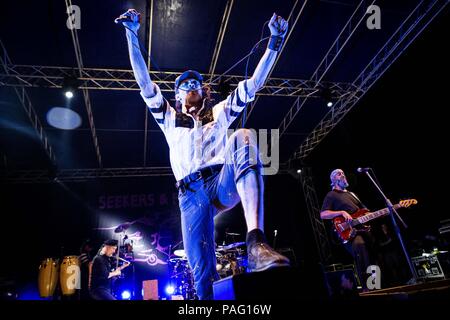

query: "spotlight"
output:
318 86 334 108
287 158 304 179
62 76 79 99
121 290 131 300
165 285 175 295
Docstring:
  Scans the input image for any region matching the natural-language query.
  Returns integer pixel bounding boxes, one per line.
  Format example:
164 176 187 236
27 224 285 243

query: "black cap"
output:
103 239 118 246
175 70 203 90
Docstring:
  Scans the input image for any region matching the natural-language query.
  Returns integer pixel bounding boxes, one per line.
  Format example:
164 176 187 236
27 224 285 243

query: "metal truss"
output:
0 40 56 165
0 64 357 98
65 0 102 167
238 0 309 127
144 0 155 167
1 163 296 183
278 0 376 138
300 167 332 265
207 0 234 82
1 167 174 183
292 0 448 161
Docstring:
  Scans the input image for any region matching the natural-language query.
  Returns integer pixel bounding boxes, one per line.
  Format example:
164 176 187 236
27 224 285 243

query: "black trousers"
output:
90 288 116 300
343 233 374 289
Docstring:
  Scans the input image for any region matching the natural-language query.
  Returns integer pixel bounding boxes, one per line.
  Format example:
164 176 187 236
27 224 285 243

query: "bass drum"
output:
38 258 59 298
60 256 80 295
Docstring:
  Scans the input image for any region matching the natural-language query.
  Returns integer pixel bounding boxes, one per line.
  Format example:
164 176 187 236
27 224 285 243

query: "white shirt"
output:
140 81 255 181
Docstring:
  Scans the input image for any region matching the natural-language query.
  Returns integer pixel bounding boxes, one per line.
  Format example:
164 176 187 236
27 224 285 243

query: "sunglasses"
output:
178 79 202 92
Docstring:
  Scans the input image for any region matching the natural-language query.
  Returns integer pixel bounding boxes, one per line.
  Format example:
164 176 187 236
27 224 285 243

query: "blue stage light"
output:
121 290 131 300
165 285 175 295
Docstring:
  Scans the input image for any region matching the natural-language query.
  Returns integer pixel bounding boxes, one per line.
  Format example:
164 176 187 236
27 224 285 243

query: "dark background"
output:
0 0 449 299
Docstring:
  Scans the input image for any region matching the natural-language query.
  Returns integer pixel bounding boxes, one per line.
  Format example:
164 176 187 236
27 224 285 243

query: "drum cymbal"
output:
114 222 131 233
225 232 240 236
218 242 246 251
174 249 186 257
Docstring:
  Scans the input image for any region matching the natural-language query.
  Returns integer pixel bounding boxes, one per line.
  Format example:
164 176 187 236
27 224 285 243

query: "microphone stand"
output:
273 230 278 250
362 169 418 284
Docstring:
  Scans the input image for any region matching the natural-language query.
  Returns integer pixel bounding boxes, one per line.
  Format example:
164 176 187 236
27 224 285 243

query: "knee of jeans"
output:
231 128 257 145
235 165 262 185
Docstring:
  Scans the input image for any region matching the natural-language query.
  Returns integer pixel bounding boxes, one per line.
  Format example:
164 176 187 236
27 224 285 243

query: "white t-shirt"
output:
140 81 255 181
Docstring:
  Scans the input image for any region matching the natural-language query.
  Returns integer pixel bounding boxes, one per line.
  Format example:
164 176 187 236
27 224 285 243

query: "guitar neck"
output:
353 204 401 226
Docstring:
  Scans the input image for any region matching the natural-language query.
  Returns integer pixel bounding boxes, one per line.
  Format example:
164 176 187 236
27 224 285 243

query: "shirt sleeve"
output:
213 80 256 128
321 192 335 212
140 84 175 132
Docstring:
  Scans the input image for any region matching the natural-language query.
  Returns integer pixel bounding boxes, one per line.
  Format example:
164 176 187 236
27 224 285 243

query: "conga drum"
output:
60 256 80 295
38 258 59 298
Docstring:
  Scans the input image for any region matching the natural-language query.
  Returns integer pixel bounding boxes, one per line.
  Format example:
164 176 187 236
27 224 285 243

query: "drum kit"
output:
167 234 248 300
168 252 196 300
215 241 248 277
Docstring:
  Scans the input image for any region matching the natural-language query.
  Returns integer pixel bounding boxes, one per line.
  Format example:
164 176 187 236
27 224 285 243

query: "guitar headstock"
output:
399 199 418 208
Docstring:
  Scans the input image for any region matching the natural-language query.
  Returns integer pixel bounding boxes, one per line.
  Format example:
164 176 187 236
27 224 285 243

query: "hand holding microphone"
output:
268 13 288 37
115 9 141 32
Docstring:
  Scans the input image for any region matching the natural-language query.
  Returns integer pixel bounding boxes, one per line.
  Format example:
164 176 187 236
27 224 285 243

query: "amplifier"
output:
412 255 445 280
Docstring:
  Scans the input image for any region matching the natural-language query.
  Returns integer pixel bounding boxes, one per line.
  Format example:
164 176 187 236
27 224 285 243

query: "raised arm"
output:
246 13 289 95
122 9 155 98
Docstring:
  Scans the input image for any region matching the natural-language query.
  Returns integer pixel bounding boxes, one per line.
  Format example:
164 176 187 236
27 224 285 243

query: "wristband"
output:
268 36 284 51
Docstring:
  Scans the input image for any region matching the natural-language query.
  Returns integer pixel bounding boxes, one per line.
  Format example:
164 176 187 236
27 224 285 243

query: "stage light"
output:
62 76 79 99
121 290 131 300
165 285 175 295
64 91 74 99
287 158 304 179
319 86 335 108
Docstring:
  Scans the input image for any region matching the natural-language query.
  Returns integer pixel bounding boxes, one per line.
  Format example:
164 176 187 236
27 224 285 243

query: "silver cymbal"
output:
114 222 131 233
174 249 186 257
217 242 246 251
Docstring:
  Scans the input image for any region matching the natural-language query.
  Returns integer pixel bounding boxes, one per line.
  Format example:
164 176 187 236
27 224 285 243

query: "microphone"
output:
357 167 371 173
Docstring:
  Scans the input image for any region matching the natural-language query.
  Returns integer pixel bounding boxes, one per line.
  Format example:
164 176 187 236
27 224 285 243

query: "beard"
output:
185 91 202 105
338 180 349 189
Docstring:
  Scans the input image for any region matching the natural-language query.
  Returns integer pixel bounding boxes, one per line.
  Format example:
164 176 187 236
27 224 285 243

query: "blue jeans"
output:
178 129 262 300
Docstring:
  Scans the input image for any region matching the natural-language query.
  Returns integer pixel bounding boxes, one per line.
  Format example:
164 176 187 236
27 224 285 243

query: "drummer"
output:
90 239 129 300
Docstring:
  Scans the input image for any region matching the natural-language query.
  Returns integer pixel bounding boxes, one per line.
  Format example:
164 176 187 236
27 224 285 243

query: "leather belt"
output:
175 164 223 191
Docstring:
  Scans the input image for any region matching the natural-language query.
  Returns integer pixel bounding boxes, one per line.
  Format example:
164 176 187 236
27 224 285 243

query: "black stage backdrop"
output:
1 173 309 299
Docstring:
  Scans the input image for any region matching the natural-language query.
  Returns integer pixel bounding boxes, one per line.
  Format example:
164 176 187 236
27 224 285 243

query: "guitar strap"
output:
348 191 365 208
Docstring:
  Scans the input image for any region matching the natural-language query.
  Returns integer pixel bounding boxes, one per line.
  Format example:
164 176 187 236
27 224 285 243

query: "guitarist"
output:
320 169 375 290
90 239 130 300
